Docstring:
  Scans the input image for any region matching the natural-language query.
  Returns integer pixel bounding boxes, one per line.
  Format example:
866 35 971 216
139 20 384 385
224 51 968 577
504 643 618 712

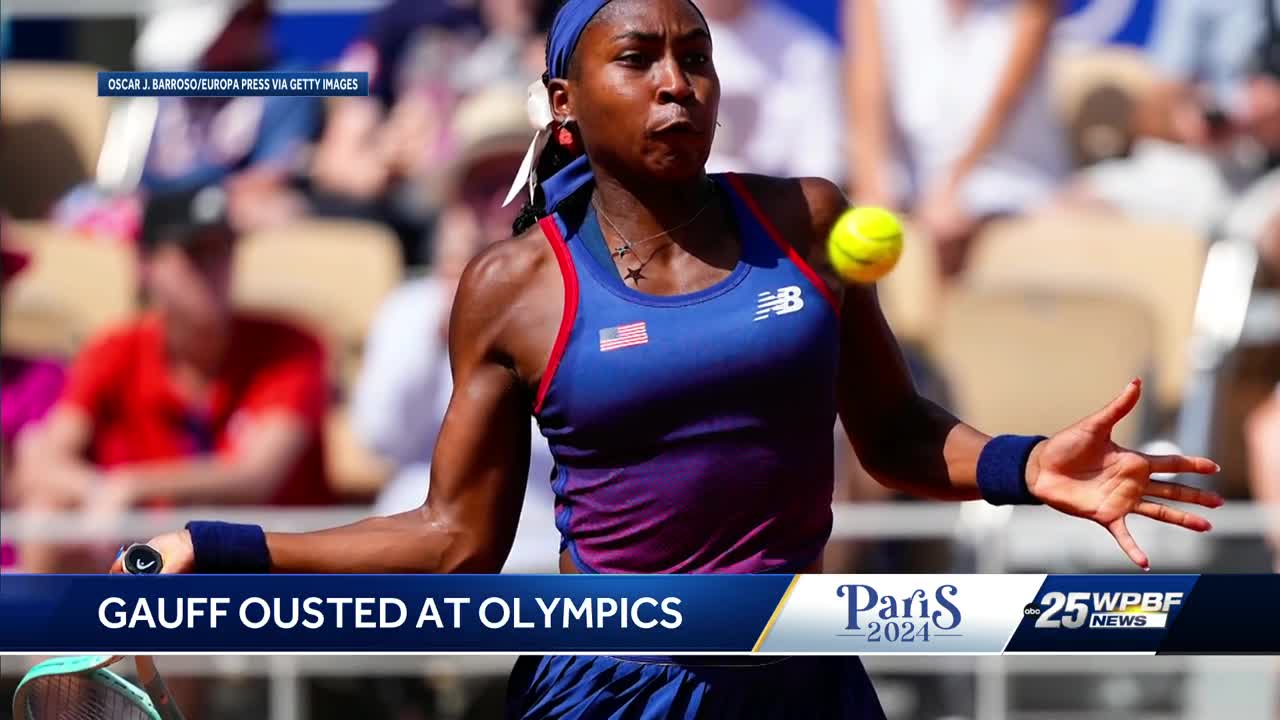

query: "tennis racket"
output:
11 544 186 720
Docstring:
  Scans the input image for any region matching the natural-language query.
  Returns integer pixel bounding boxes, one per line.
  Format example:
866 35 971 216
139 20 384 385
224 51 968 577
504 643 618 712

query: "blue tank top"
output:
533 173 840 574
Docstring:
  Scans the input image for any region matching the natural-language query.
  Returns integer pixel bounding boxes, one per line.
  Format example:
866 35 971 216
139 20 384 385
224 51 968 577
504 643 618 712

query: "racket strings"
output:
21 674 151 720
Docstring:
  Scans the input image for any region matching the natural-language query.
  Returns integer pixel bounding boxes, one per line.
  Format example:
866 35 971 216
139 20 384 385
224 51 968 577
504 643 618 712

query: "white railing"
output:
2 502 1278 720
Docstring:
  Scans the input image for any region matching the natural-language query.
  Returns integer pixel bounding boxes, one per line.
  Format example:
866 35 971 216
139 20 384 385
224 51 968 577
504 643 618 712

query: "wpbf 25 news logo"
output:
1024 590 1181 629
1004 575 1200 653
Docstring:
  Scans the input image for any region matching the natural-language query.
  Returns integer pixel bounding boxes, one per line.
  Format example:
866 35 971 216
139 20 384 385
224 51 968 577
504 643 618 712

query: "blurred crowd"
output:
0 0 1278 580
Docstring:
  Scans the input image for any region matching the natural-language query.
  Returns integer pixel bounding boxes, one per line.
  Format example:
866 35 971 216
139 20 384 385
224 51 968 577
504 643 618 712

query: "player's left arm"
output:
783 176 1224 568
789 179 989 502
747 175 981 501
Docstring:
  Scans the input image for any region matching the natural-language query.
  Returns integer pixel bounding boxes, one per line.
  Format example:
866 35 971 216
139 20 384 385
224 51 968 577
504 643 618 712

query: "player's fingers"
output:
108 546 126 575
1135 501 1213 532
1144 453 1221 477
1144 480 1224 508
1107 517 1150 570
1085 379 1142 434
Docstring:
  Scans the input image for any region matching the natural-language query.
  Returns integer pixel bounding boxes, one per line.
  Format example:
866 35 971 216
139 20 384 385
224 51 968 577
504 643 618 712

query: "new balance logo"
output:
754 286 805 321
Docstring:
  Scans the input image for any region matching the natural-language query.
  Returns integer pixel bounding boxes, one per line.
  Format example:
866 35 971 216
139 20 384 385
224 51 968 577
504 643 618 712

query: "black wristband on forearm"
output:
976 435 1047 506
185 521 271 574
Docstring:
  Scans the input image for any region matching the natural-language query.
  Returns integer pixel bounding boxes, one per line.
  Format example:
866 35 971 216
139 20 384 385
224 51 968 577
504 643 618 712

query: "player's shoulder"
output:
451 223 560 345
457 224 556 303
730 173 848 253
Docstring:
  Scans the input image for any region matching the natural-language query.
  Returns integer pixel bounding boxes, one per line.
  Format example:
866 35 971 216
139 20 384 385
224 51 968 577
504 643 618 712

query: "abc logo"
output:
1023 603 1042 617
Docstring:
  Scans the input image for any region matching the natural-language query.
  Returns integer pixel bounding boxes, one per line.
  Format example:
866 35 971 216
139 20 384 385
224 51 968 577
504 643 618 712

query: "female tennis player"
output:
121 0 1223 716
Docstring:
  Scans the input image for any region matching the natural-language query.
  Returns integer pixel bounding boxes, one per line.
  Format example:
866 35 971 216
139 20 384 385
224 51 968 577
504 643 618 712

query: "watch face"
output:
123 544 165 575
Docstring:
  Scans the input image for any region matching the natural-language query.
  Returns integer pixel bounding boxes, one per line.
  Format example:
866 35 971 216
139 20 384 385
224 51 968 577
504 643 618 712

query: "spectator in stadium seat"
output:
1 225 67 572
55 0 320 238
696 0 845 183
844 0 1069 278
1247 388 1280 571
309 0 554 266
0 239 66 470
14 187 334 572
1071 0 1280 255
351 87 558 571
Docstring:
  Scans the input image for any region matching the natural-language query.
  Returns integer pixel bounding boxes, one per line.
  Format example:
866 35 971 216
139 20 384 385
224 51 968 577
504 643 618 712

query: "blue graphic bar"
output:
98 71 368 97
0 574 788 653
1158 574 1280 654
3 574 1278 654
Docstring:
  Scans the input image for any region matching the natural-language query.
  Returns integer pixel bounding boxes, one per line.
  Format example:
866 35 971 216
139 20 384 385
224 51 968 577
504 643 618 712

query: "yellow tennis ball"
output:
827 207 904 284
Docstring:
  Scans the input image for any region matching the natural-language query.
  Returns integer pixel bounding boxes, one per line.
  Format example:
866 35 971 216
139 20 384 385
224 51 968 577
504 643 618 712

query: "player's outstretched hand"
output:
1026 378 1224 570
109 531 195 575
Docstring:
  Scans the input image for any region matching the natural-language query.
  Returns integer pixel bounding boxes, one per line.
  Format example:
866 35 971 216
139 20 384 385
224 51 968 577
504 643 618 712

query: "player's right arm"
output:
266 242 536 574
124 235 552 575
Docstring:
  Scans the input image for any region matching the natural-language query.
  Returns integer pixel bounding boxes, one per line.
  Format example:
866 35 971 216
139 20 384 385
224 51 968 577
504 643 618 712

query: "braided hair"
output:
511 96 593 234
512 1 597 236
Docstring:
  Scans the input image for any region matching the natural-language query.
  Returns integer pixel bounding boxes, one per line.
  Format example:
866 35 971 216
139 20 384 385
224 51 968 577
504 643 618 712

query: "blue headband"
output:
547 0 613 81
538 0 613 213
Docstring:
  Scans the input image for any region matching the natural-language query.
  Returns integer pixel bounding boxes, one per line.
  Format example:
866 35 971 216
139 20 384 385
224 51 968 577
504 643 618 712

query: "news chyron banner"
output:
0 575 1276 654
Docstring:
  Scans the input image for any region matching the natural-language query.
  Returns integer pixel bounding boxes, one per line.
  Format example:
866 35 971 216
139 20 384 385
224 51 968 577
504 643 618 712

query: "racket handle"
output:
124 549 184 719
122 543 164 575
136 656 186 720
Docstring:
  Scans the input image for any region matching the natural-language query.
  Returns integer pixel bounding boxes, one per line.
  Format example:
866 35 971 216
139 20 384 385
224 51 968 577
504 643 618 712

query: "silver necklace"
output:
593 183 717 261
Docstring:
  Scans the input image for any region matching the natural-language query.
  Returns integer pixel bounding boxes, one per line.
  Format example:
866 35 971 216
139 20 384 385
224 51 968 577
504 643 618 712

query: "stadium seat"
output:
928 288 1156 448
0 62 111 218
1 222 137 354
966 211 1205 414
326 408 393 498
876 221 941 347
232 219 403 390
1 289 77 359
1052 47 1160 167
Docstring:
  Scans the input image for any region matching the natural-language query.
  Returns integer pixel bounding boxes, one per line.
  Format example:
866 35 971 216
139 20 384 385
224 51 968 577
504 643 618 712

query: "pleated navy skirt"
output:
506 655 886 719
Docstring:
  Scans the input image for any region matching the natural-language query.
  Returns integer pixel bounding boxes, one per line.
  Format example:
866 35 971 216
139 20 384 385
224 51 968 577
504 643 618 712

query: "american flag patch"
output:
598 321 649 352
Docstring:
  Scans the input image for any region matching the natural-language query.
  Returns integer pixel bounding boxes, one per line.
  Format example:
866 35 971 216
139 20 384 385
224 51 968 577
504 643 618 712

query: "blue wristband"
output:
185 521 271 574
977 435 1047 506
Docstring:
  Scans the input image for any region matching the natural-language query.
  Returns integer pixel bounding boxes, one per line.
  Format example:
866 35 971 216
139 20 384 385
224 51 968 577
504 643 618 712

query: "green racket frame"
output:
11 655 162 720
